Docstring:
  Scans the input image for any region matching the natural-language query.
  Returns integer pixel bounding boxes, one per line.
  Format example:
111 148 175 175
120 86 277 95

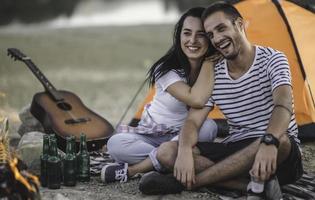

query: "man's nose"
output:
213 33 223 45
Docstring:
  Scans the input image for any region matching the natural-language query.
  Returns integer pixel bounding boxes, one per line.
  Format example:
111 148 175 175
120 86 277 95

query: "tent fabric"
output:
131 0 315 139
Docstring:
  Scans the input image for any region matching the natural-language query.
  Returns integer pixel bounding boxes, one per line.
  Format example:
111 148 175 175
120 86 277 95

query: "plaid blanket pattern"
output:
116 107 181 136
90 151 114 175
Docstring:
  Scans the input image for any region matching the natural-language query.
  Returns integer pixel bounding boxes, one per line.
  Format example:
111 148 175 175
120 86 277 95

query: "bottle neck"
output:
79 134 88 153
49 138 58 157
43 135 50 155
66 136 76 155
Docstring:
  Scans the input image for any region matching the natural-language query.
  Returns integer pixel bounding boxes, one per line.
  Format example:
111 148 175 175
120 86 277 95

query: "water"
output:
50 0 179 28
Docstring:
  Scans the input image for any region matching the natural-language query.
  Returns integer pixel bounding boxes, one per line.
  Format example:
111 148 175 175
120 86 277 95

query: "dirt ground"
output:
37 143 315 200
40 176 219 200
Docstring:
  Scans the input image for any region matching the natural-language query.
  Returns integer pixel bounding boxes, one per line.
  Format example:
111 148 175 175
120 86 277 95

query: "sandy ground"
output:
40 177 220 200
35 142 315 200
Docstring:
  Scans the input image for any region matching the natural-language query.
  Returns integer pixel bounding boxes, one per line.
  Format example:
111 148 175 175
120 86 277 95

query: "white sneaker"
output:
101 163 128 183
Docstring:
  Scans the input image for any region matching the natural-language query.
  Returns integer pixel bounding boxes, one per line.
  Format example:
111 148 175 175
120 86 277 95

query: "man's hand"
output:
174 147 195 190
250 143 278 181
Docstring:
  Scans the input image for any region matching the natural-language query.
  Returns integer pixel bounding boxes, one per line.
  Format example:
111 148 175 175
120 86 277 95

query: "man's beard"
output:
224 51 238 60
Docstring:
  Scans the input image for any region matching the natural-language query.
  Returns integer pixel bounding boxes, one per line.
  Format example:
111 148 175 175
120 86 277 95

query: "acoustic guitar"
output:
7 48 114 152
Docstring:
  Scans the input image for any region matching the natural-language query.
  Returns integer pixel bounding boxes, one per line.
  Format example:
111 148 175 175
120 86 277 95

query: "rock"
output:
19 105 34 123
18 123 44 136
16 131 45 173
16 131 66 174
53 193 70 200
18 105 44 136
17 131 44 147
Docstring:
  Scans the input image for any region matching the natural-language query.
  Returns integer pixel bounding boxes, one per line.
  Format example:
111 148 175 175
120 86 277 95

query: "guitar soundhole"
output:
57 102 72 111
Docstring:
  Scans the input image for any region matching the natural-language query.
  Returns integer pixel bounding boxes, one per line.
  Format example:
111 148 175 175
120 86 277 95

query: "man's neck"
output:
227 43 256 80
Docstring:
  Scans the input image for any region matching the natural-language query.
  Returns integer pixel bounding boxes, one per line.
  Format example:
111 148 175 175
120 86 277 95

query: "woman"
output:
102 7 218 184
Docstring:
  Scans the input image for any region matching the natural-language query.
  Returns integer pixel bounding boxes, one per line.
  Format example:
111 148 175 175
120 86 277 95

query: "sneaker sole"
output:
139 171 184 195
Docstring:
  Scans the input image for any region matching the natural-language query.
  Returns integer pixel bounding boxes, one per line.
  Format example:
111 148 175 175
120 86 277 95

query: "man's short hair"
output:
202 1 243 22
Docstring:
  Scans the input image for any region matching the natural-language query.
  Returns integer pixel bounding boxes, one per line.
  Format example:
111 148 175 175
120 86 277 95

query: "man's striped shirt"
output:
206 46 299 144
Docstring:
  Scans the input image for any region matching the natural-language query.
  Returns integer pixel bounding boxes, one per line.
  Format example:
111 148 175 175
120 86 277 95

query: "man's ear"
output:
237 18 244 28
235 17 245 32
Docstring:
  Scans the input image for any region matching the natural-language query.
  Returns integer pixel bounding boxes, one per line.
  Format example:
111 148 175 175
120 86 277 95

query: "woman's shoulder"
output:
156 68 184 79
163 69 186 81
155 68 186 90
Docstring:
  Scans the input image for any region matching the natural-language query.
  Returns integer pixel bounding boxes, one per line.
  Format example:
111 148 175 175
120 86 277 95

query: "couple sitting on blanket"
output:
101 2 303 199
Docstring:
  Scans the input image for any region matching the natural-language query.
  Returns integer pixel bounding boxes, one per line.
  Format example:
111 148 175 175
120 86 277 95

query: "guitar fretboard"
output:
25 59 63 101
7 48 64 102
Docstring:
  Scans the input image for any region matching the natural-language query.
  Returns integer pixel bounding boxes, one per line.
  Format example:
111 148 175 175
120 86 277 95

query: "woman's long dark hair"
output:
147 7 206 86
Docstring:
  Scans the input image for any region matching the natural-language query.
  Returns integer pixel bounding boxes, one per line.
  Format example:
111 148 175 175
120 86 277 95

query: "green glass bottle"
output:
47 136 62 189
40 134 49 187
77 133 90 182
63 136 77 186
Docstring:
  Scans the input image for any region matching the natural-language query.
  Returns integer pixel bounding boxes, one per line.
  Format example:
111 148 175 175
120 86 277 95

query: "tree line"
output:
0 0 80 25
0 0 313 26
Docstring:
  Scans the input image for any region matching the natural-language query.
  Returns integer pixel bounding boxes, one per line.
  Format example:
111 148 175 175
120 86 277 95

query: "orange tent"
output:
130 0 315 139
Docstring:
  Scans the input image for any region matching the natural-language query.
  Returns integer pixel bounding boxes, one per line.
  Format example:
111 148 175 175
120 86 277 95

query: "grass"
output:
0 24 173 129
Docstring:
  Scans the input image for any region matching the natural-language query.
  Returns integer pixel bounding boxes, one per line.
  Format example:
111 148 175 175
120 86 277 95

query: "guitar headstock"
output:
7 48 30 62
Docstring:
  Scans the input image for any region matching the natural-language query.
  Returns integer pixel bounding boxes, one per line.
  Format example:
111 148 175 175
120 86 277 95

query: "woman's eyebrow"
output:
182 28 192 32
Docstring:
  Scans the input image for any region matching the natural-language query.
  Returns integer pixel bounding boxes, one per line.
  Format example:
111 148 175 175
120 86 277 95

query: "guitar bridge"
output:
65 117 91 125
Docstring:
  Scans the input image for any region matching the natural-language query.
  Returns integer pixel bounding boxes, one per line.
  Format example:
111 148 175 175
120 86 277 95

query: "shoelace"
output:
115 168 128 183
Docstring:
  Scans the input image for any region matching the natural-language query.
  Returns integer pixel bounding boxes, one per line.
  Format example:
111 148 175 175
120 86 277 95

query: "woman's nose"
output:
189 34 197 44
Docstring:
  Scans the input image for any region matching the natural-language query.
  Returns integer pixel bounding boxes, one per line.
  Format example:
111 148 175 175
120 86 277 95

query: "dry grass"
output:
0 24 173 131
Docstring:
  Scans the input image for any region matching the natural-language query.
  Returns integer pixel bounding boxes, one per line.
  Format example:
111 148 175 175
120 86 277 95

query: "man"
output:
139 2 303 199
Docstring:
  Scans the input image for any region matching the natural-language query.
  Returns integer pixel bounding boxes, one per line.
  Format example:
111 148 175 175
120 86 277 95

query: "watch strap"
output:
261 133 280 148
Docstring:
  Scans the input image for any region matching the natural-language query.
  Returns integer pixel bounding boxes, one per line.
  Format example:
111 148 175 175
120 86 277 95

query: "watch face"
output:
265 135 273 143
261 134 279 148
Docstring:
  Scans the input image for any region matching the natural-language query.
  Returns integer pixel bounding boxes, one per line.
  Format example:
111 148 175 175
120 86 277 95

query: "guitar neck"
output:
23 58 63 101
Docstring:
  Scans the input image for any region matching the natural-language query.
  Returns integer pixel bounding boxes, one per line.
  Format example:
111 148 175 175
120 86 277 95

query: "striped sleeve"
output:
205 96 214 107
267 52 292 92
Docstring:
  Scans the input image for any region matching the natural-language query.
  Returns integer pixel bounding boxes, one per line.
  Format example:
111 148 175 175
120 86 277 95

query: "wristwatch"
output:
260 133 280 148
